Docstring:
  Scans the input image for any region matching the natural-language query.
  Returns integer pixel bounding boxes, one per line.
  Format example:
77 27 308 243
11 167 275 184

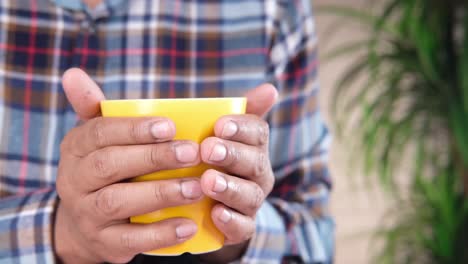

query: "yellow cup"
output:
100 98 247 256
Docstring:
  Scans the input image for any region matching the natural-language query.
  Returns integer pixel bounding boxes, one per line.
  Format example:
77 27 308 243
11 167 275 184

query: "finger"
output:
62 68 105 121
63 117 176 157
76 140 200 191
213 114 269 147
200 169 265 216
200 137 274 191
99 219 197 263
244 83 278 117
211 204 255 246
88 178 203 220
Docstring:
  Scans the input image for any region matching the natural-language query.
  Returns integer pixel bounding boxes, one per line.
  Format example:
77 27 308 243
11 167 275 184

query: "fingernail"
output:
213 175 227 193
222 121 238 138
209 144 227 162
219 209 232 223
176 224 197 239
181 180 202 199
151 121 171 139
175 143 198 163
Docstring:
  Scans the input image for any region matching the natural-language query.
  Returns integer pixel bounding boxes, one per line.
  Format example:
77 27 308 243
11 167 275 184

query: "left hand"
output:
199 84 278 263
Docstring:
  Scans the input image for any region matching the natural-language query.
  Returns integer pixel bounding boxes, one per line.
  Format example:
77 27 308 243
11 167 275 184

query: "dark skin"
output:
55 69 277 263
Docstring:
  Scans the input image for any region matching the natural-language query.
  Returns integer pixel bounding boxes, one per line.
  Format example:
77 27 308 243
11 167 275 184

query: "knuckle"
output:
55 168 66 194
60 128 79 155
227 146 241 167
120 232 136 251
145 145 162 168
227 182 243 205
55 180 65 198
129 119 144 142
247 186 264 213
258 122 269 146
90 118 107 148
266 174 275 194
56 164 76 200
92 150 118 181
56 181 74 204
254 152 267 178
59 137 70 155
95 188 121 217
153 183 171 203
114 234 138 262
150 231 165 248
83 225 100 244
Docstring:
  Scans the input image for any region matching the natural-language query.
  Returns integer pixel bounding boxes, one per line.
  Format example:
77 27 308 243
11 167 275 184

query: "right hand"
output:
55 68 203 263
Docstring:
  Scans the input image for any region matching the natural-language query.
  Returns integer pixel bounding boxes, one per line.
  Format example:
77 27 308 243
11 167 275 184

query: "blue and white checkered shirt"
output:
0 0 334 263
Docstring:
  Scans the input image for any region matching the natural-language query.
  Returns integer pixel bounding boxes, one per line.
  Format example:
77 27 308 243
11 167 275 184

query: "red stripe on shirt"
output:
80 32 90 69
0 43 267 58
278 59 317 81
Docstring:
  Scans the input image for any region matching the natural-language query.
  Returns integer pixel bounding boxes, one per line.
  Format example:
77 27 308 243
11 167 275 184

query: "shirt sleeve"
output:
0 188 58 263
239 1 334 263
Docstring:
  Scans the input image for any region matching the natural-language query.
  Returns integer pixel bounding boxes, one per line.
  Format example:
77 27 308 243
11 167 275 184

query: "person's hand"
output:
54 69 203 263
199 84 278 263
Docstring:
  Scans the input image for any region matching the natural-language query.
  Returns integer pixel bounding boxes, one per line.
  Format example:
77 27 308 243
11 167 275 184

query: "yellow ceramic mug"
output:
100 98 247 256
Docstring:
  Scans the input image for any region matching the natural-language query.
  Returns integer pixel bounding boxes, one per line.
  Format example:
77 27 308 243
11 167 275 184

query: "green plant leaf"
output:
323 0 468 262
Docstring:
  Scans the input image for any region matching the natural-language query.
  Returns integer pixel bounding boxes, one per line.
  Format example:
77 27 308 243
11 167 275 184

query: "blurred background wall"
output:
313 0 388 263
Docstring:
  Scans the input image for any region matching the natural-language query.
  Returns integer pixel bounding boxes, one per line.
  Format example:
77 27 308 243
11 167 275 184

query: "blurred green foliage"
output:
318 0 468 263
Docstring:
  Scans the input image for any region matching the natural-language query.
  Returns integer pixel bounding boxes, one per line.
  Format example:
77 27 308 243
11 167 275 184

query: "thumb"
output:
245 83 278 117
62 68 105 121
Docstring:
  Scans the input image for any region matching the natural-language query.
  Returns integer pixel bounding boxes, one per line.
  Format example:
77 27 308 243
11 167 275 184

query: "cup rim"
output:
101 97 246 103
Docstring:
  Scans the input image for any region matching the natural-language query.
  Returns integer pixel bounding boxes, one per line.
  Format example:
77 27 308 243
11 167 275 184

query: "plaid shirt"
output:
0 0 334 263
